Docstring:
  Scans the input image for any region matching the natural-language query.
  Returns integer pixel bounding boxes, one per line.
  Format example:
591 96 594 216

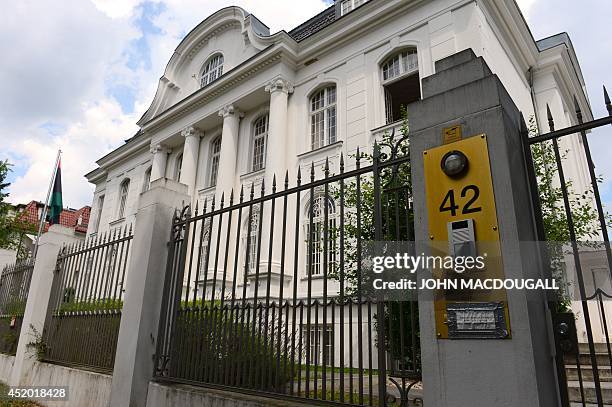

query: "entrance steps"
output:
566 344 612 405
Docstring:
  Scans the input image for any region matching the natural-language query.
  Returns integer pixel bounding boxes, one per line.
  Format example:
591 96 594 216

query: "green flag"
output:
47 159 62 225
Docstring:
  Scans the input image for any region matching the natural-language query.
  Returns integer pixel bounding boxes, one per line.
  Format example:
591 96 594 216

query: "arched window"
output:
200 54 224 88
310 86 337 150
175 154 183 182
381 49 420 124
251 114 268 171
142 167 152 192
305 194 337 276
117 179 130 219
198 220 211 281
209 137 222 187
244 205 261 274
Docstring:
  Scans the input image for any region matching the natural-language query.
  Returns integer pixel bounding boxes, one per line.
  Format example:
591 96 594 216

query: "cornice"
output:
141 48 287 133
186 21 242 61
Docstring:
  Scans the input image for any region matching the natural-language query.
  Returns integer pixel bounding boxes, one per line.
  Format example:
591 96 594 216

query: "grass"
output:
0 382 42 407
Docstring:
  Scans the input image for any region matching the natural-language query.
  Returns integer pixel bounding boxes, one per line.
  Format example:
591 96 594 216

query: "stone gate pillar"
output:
109 178 189 407
408 49 560 406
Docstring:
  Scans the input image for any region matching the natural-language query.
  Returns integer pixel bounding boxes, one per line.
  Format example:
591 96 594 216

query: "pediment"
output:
137 7 272 126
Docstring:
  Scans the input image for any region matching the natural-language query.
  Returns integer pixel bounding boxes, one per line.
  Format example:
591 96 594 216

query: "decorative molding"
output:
187 22 242 61
265 77 294 94
150 144 171 155
218 104 244 119
180 126 204 139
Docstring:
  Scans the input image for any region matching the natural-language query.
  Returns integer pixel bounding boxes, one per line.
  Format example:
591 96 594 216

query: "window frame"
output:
309 85 337 151
381 48 419 85
340 0 366 16
174 153 183 182
209 136 222 187
200 54 224 88
251 114 269 172
142 167 152 193
94 195 105 233
117 179 130 220
305 193 337 277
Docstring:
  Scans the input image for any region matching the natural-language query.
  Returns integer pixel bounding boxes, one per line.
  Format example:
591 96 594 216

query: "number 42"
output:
439 185 482 216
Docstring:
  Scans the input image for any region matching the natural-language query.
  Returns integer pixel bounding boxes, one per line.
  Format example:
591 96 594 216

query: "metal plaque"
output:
447 302 508 339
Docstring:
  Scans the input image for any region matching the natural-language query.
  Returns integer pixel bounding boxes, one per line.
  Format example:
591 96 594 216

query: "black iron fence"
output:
0 258 35 355
42 226 133 373
523 87 612 406
154 132 421 406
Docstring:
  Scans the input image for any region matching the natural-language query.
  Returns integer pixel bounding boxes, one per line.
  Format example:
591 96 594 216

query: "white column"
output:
150 144 170 181
179 126 203 196
264 78 293 184
216 104 242 199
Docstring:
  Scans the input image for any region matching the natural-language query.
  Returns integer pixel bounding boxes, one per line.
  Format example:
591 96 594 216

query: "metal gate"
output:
153 127 421 406
522 88 612 406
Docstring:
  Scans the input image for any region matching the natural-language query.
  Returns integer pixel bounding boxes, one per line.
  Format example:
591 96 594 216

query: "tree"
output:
528 116 608 311
0 160 37 260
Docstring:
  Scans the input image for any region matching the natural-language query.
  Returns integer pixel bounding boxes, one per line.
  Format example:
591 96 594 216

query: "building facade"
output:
82 0 594 371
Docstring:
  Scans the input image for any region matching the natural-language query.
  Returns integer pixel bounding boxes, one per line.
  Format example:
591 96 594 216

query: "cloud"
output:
0 0 331 209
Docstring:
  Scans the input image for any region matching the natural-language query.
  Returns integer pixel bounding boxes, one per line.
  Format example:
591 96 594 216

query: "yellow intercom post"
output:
423 134 510 339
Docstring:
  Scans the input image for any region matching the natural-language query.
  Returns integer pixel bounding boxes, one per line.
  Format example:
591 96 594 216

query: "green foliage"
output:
174 305 293 390
25 324 47 361
528 116 609 312
0 160 37 260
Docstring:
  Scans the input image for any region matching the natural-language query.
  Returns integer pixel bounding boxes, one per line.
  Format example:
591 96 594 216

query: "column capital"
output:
265 77 294 95
150 144 171 155
218 104 243 119
180 126 203 139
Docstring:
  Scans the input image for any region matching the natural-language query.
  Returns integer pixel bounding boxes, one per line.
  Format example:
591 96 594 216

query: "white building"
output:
85 0 592 240
83 0 593 366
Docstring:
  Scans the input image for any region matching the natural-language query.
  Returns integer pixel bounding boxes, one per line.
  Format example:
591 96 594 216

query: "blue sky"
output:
0 0 610 212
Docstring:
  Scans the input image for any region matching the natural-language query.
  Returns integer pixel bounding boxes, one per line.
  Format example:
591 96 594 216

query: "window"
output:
305 194 337 276
142 167 152 192
117 180 130 219
245 206 261 274
310 86 337 150
198 220 211 281
340 0 366 15
200 54 224 88
94 195 104 232
251 114 268 171
302 325 334 366
175 154 183 182
381 49 420 124
209 137 222 187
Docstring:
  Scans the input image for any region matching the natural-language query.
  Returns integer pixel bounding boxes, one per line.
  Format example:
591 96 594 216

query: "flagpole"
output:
33 149 61 258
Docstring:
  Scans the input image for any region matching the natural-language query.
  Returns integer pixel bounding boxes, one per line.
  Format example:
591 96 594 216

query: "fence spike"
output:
211 196 216 211
203 197 208 213
239 186 244 203
220 192 225 208
260 179 265 197
340 152 344 173
310 162 315 182
284 170 289 190
546 104 555 132
229 189 234 206
297 166 302 186
194 200 199 216
604 85 612 116
573 95 583 123
250 182 255 201
272 174 277 193
356 147 361 169
128 223 133 235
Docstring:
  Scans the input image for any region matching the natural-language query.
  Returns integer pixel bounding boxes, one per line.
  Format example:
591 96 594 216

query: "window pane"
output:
341 0 352 15
311 112 324 149
327 106 336 144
